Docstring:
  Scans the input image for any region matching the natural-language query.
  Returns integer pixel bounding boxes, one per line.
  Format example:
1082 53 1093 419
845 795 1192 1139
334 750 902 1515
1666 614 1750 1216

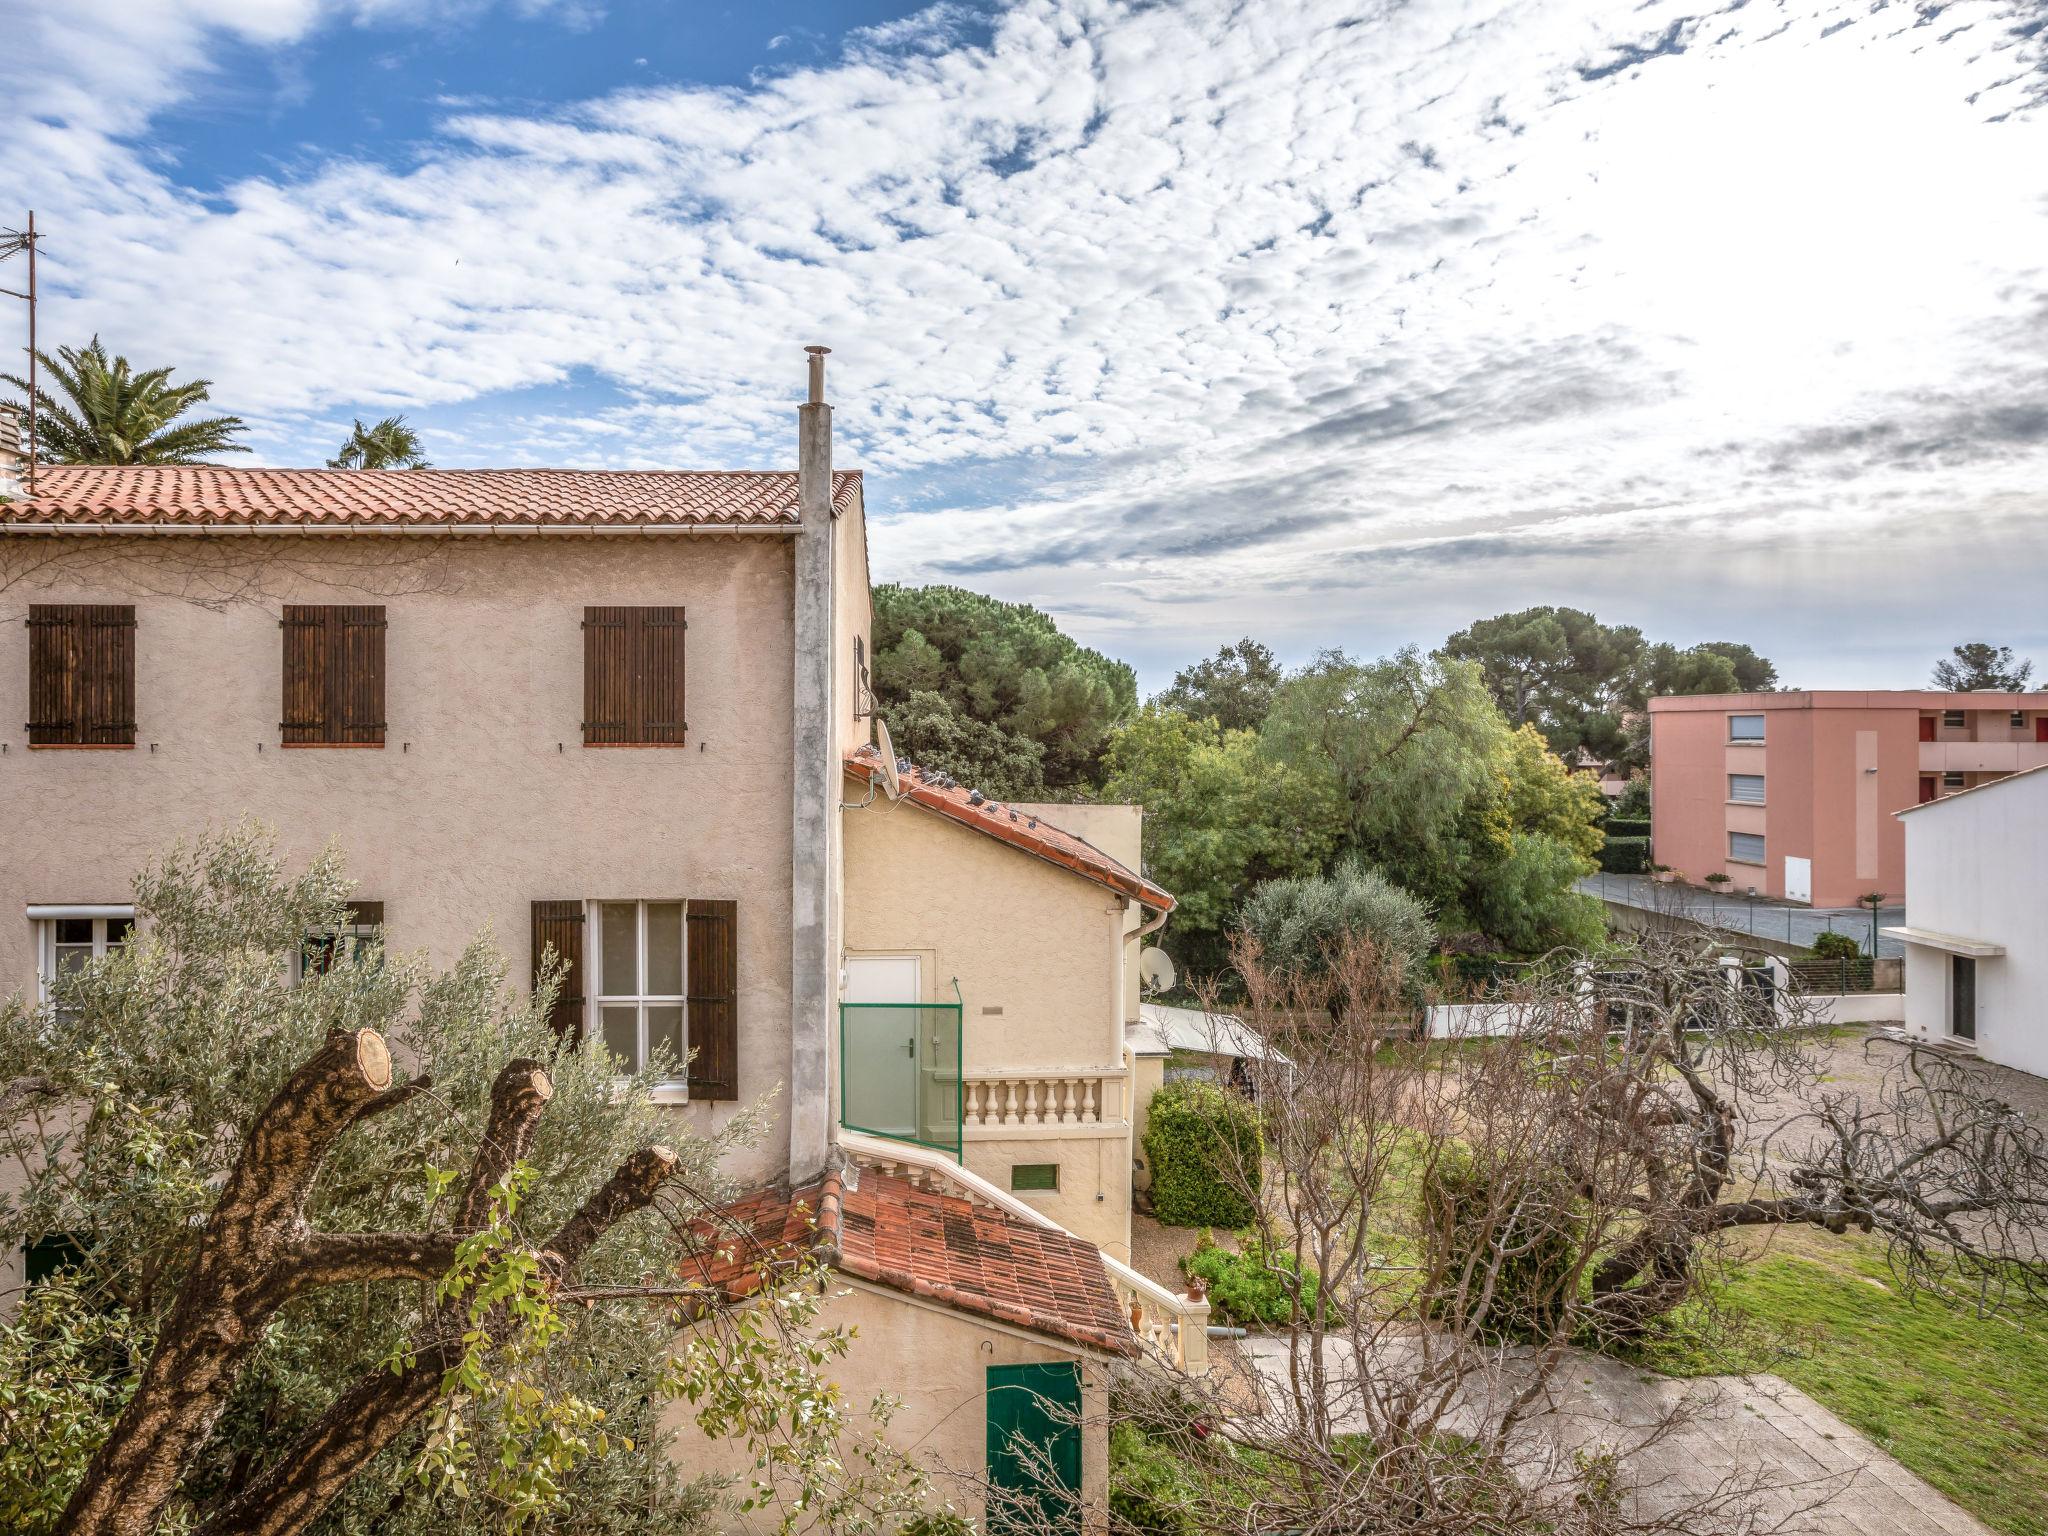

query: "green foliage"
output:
1142 1082 1261 1229
1 337 248 464
1108 1421 1202 1536
884 688 1049 800
0 1281 154 1532
1418 1148 1583 1340
0 826 910 1536
1931 641 2034 692
1154 638 1283 733
1101 705 1341 975
1602 817 1650 840
896 1513 976 1536
1599 836 1651 875
1809 931 1863 962
1180 1236 1323 1328
1611 776 1651 822
1469 834 1606 953
329 414 430 470
1496 724 1606 864
1237 858 1435 982
871 585 1137 792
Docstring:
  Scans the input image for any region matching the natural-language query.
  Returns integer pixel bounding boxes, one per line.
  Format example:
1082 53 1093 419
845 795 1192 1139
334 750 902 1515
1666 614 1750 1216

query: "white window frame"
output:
1728 714 1765 742
589 900 688 1090
1942 771 1966 790
1728 773 1766 805
1727 831 1766 866
1941 710 1966 729
29 904 136 1005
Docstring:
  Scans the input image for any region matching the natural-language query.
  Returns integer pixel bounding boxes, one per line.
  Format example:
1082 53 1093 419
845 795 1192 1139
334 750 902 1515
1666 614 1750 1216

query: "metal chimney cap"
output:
804 345 832 355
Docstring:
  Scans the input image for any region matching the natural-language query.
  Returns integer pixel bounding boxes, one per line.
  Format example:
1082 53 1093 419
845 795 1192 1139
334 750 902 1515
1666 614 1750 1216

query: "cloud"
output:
7 0 2048 690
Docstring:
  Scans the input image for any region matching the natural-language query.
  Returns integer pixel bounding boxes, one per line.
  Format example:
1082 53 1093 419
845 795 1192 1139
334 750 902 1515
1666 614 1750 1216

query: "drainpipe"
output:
789 346 835 1182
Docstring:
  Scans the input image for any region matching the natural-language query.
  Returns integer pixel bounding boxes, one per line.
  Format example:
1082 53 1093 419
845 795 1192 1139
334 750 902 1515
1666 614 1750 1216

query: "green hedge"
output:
1809 931 1861 962
1418 1148 1583 1339
1143 1081 1261 1228
1603 817 1650 840
1181 1236 1322 1327
1598 835 1650 874
1109 1423 1202 1536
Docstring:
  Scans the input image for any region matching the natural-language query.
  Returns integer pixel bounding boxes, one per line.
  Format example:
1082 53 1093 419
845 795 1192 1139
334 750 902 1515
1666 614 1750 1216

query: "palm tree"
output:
0 337 248 464
327 415 430 470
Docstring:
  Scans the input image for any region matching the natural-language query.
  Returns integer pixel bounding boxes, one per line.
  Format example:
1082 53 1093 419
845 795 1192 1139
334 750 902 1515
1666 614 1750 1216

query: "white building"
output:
1884 763 2048 1078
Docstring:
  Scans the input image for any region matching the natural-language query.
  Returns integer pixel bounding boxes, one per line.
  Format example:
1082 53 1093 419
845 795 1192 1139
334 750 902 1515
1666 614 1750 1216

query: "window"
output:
1010 1163 1060 1193
299 901 385 980
2013 711 2028 729
1728 773 1765 804
1942 710 1966 729
23 1232 86 1285
1728 831 1765 865
854 633 870 721
33 908 135 1006
27 604 136 747
1943 771 1966 790
530 898 736 1096
1728 714 1765 742
582 606 685 746
594 901 686 1078
281 605 386 746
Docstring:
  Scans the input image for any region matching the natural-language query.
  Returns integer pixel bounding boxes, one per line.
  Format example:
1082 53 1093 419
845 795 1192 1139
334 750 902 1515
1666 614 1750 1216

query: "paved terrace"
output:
1577 873 1906 958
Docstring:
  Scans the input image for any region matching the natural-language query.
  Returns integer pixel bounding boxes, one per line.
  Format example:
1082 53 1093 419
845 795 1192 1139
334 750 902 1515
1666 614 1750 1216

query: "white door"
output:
843 956 921 1137
1783 856 1812 905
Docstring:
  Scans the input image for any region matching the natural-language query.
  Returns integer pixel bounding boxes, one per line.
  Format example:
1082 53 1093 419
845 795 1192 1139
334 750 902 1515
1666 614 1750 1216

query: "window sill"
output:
1726 858 1766 868
648 1083 692 1105
1725 740 1765 748
280 742 386 750
1725 800 1766 808
582 742 690 750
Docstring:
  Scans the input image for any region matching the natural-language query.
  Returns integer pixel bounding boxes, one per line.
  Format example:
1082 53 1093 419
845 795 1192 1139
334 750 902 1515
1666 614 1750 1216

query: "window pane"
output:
1011 1163 1060 1192
1729 832 1765 864
600 903 638 996
646 903 683 995
646 1005 684 1077
108 918 133 945
1729 774 1765 804
55 944 92 977
55 918 93 945
601 1005 640 1068
1728 715 1765 741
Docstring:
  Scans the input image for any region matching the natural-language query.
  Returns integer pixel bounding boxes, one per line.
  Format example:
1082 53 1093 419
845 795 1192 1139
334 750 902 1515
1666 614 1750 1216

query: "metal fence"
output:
839 1001 963 1158
1786 956 1899 994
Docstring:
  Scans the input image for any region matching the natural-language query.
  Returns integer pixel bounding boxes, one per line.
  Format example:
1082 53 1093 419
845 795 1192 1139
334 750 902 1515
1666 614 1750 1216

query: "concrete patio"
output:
1238 1334 1992 1535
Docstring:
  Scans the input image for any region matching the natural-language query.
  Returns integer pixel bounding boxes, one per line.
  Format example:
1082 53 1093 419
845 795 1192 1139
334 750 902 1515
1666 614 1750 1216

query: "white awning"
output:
1137 1002 1292 1065
25 904 136 921
1881 926 2005 958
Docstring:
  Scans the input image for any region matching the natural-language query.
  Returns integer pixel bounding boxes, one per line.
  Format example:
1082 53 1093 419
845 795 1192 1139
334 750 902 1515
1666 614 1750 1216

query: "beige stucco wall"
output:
1010 802 1147 1024
660 1280 1112 1533
841 784 1135 1254
0 534 799 1187
1127 1050 1166 1193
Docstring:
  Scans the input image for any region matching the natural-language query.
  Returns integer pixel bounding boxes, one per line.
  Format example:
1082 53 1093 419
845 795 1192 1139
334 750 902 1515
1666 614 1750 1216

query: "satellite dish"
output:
873 717 902 800
1139 946 1176 995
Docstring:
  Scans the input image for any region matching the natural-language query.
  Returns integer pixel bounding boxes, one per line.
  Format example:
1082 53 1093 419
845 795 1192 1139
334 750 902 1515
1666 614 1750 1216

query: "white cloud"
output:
6 0 2048 688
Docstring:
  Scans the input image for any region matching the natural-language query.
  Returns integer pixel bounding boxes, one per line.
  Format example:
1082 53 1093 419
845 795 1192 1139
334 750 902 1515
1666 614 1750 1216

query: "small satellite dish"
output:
873 717 902 800
1139 946 1176 995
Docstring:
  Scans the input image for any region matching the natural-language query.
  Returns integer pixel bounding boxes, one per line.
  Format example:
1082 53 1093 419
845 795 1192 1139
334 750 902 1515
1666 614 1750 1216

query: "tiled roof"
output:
0 465 863 528
681 1169 1138 1357
844 746 1174 912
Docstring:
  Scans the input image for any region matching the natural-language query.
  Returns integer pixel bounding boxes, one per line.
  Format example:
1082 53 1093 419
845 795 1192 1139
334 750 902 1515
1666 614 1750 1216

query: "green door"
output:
985 1362 1082 1535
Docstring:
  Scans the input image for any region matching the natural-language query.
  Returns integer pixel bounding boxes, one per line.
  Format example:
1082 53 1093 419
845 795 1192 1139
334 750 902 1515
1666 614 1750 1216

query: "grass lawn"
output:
1632 1225 2048 1536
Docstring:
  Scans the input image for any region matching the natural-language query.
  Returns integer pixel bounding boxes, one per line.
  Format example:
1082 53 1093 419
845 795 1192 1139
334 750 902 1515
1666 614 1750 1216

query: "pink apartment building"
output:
1648 692 2048 908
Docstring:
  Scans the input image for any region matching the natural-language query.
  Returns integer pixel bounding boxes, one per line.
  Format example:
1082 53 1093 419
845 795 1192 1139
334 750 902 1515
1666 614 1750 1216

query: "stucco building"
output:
1648 691 2048 908
1884 764 2048 1079
0 356 1202 1529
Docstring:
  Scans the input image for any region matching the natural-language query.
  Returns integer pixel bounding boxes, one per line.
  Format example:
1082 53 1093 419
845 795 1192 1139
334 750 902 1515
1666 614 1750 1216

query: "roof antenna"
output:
0 211 40 496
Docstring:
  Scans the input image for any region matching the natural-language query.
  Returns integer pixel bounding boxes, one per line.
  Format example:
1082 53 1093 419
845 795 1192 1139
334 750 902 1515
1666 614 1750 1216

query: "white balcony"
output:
962 1068 1130 1140
1918 741 2048 775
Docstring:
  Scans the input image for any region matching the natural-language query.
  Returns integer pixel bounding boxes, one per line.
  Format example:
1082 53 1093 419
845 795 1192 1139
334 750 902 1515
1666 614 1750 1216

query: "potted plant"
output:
1652 863 1679 884
1704 872 1732 890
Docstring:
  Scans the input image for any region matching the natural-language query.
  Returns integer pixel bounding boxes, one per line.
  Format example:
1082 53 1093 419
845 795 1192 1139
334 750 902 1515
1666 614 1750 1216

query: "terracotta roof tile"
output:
0 465 862 528
681 1170 1138 1357
845 745 1174 912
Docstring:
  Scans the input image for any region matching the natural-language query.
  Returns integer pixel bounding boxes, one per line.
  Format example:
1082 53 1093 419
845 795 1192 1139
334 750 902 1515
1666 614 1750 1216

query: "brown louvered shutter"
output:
583 606 685 746
282 605 385 746
686 899 737 1099
27 604 135 747
530 901 586 1042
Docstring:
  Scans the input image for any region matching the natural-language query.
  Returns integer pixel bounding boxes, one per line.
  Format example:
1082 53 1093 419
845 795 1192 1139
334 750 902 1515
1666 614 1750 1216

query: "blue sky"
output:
5 0 2048 693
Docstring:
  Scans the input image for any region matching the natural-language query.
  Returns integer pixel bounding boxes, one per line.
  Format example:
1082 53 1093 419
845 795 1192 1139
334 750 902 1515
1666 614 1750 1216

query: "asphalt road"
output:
1575 873 1906 957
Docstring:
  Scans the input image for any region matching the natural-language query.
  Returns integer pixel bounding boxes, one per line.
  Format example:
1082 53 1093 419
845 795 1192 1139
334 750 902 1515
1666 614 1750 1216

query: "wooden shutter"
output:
531 901 586 1042
26 604 135 747
282 605 386 746
583 606 685 746
686 898 737 1099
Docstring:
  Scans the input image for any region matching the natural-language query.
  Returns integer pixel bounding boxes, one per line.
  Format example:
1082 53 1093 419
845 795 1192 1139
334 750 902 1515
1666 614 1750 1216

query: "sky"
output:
3 0 2046 694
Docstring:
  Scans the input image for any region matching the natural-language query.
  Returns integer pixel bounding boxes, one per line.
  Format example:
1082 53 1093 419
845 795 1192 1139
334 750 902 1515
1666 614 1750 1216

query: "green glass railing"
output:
839 999 963 1158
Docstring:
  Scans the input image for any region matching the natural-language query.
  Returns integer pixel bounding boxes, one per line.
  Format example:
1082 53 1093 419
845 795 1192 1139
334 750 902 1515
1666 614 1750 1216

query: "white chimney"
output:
0 403 22 501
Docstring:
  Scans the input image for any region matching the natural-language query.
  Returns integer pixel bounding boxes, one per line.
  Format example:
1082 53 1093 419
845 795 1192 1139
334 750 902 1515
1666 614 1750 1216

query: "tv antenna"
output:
1 212 40 494
1139 946 1176 995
